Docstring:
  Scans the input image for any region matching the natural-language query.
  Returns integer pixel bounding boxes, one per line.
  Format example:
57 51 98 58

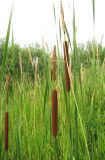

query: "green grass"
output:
0 62 105 159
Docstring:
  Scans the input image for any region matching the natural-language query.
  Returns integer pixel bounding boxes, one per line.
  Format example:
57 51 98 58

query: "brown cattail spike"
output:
51 46 57 81
63 41 70 92
52 89 58 137
4 112 9 151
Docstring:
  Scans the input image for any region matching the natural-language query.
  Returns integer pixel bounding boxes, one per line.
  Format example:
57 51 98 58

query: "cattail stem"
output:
4 112 9 151
6 74 11 110
52 89 58 137
63 41 70 92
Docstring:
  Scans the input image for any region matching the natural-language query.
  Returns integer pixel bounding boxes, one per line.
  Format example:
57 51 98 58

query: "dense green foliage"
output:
0 39 49 80
71 41 105 69
1 38 105 81
1 55 105 159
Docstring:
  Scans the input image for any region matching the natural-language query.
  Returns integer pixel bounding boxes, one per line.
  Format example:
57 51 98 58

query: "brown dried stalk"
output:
63 41 70 92
60 1 65 34
51 45 57 81
34 57 39 82
4 112 9 151
52 89 58 137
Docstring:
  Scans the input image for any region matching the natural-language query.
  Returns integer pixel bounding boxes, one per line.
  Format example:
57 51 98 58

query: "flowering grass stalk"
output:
63 41 70 92
51 45 57 81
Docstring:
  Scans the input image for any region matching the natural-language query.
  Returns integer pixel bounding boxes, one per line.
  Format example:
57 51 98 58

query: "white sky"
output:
0 0 105 47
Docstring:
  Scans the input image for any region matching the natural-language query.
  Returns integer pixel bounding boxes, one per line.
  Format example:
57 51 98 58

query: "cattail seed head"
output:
63 41 70 92
4 112 9 151
52 89 58 137
51 46 57 81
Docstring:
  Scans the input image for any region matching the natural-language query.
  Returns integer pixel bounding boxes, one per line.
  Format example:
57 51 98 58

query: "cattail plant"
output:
52 89 58 137
51 45 57 81
4 74 11 151
63 41 70 92
60 2 70 91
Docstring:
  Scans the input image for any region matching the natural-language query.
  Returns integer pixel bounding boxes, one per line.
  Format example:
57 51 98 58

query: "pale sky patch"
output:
0 0 105 47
